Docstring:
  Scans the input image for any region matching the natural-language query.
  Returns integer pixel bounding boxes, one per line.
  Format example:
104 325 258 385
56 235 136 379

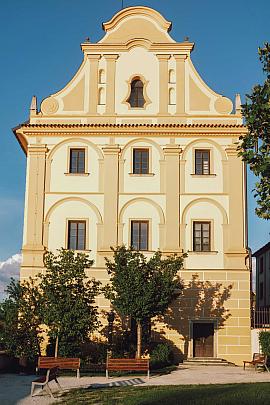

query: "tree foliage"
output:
0 279 43 360
239 42 270 219
40 249 101 357
104 246 186 357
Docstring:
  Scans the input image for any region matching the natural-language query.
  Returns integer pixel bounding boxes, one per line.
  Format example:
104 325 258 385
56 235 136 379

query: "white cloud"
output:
0 254 21 301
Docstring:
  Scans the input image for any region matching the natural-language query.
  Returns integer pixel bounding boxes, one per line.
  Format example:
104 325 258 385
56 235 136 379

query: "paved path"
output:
1 365 270 405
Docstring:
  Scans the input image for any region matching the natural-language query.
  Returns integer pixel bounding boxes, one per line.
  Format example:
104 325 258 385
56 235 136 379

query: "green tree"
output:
0 278 43 360
40 249 101 357
239 42 270 219
104 246 186 358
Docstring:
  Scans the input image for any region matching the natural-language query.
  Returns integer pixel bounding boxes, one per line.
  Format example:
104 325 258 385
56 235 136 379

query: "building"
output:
254 242 270 309
14 6 251 365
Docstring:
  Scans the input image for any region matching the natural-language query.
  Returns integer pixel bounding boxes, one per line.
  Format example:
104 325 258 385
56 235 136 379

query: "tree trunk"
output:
136 321 142 359
54 335 59 358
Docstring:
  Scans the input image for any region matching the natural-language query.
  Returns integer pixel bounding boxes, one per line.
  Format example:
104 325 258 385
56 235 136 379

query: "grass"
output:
59 383 270 405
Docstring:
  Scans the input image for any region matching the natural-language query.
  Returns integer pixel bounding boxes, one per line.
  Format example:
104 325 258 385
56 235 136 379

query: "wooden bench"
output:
37 356 81 378
106 358 150 379
243 353 266 370
31 367 62 398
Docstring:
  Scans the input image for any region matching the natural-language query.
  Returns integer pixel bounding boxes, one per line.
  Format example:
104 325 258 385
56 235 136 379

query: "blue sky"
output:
0 0 269 262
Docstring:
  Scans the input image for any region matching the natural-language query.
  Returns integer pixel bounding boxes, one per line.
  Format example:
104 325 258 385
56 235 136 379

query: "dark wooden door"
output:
193 323 214 357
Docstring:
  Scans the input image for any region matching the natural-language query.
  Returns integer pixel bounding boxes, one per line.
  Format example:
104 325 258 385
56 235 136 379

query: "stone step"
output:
183 357 235 366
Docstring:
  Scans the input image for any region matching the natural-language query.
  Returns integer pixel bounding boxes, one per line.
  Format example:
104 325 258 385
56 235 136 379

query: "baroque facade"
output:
14 7 251 365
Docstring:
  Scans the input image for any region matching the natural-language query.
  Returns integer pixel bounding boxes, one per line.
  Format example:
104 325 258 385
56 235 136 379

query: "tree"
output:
104 246 186 358
0 278 43 361
40 249 101 357
239 42 270 219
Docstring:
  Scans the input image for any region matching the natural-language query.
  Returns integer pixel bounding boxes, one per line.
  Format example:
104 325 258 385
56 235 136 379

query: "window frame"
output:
69 148 86 174
132 148 150 175
130 220 149 251
192 221 211 252
194 149 211 175
123 75 151 110
67 219 87 251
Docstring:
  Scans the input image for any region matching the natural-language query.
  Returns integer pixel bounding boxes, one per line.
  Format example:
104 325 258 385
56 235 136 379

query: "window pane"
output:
131 222 140 250
70 149 85 174
195 150 210 175
193 222 210 252
68 221 86 250
140 222 148 250
128 79 146 108
133 149 149 174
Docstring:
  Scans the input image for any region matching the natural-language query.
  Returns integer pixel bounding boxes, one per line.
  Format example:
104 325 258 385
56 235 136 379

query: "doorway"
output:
193 322 214 357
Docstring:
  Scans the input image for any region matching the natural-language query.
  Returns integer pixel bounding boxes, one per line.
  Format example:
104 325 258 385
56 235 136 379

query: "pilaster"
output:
101 145 121 250
103 54 118 114
156 54 171 115
163 145 182 252
174 54 186 114
21 144 47 270
88 54 101 114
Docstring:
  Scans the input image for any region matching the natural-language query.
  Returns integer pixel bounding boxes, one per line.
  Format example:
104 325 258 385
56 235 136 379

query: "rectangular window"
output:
133 149 149 174
259 282 264 300
259 257 264 274
193 221 211 252
131 220 149 251
195 149 210 175
68 220 86 250
69 149 85 173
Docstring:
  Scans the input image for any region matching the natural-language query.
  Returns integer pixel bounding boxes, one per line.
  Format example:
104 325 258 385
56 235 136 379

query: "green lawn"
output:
59 383 270 405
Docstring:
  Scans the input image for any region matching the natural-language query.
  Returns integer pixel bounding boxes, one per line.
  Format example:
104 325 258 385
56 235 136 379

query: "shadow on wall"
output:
155 274 233 362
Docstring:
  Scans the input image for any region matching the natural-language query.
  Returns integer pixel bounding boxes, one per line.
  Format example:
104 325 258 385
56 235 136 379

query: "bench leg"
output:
31 383 35 397
55 377 62 391
147 370 150 380
106 369 109 379
45 383 54 399
77 369 80 379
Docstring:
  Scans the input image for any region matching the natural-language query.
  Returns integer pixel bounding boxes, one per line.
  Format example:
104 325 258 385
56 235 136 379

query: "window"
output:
68 220 86 250
169 69 175 83
193 221 211 252
169 88 176 105
259 282 264 300
98 87 106 105
133 149 149 174
131 220 149 251
259 257 264 273
127 78 146 108
195 149 210 175
69 149 85 174
99 69 105 84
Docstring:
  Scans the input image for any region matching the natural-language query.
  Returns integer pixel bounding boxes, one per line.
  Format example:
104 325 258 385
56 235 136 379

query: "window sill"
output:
64 173 90 176
188 251 218 255
67 249 91 253
129 173 155 177
191 174 216 177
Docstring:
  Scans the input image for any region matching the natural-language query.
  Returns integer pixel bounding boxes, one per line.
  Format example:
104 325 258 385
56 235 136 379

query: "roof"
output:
253 242 270 257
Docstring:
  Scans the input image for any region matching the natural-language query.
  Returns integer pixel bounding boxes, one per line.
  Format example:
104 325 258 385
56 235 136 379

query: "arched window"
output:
169 88 176 105
169 69 175 83
98 87 105 105
127 78 146 108
99 69 105 84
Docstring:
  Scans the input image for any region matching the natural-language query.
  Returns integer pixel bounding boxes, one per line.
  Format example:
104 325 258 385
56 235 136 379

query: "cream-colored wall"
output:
47 199 98 262
49 140 100 193
122 139 161 193
183 200 224 269
121 200 161 251
115 47 159 115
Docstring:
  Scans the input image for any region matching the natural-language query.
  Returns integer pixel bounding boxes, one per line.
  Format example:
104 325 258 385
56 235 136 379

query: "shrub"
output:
259 331 270 355
150 343 174 369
